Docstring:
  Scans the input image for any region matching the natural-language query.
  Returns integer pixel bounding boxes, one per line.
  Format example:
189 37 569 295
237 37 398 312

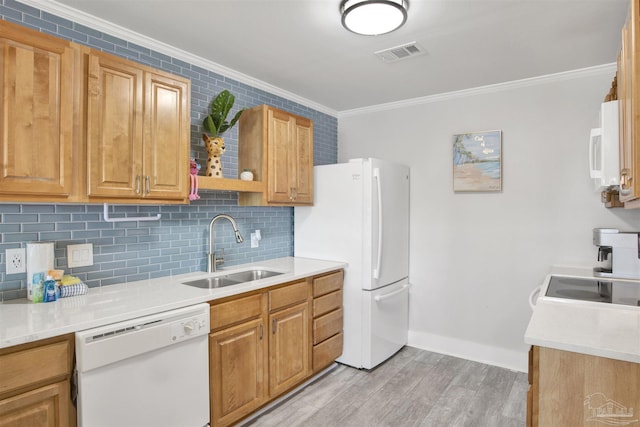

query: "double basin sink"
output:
182 268 283 289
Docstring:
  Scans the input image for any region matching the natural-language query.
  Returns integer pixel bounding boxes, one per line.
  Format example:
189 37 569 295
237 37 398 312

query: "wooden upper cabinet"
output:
0 20 191 204
239 104 314 206
87 51 190 202
613 0 640 207
267 111 313 204
87 52 143 198
0 20 76 200
618 0 636 203
144 72 189 199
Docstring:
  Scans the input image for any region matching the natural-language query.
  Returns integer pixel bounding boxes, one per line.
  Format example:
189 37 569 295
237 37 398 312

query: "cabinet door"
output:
269 302 309 397
267 108 295 203
536 346 640 427
620 4 636 202
0 381 70 427
0 24 74 198
291 116 313 204
210 318 266 427
87 52 143 198
143 71 189 200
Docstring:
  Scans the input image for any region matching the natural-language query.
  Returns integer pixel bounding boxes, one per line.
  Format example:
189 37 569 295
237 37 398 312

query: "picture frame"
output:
453 130 502 192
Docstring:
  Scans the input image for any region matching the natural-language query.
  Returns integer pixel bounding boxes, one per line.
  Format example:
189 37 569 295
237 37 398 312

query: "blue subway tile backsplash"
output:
0 1 338 301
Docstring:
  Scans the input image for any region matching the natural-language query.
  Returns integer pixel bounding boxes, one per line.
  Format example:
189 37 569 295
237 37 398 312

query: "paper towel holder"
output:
102 203 161 223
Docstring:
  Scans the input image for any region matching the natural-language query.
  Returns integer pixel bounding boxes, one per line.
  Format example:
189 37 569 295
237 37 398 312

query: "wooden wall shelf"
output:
197 176 265 193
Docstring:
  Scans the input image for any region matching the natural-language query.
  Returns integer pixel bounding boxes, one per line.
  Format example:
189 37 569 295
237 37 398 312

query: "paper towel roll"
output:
26 242 55 301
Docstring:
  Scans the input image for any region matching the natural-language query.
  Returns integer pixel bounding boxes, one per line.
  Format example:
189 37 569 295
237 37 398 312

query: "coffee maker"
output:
593 228 640 279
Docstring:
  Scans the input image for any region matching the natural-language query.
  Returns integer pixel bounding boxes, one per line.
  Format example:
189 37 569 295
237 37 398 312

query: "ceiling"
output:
41 0 627 112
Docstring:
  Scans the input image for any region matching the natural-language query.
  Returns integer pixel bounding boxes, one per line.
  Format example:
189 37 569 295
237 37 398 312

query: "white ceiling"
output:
38 0 627 112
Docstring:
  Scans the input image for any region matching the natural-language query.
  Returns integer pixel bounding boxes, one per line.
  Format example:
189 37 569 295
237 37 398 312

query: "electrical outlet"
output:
6 248 26 274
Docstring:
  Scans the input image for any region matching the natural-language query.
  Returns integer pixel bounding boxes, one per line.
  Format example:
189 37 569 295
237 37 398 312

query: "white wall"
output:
338 67 640 372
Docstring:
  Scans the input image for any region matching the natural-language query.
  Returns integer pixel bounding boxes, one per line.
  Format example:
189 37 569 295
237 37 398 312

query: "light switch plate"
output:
67 243 94 268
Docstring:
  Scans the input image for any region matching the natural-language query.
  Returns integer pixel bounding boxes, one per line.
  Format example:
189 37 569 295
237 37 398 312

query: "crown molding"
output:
14 1 617 120
338 63 617 118
19 0 339 117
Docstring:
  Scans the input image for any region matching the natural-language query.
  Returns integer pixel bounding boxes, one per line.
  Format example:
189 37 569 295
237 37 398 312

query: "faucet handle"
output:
215 248 225 265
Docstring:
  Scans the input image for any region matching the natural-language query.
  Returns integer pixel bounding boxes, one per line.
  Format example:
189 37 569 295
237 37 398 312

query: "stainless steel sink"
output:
225 269 283 282
182 276 242 289
182 269 284 289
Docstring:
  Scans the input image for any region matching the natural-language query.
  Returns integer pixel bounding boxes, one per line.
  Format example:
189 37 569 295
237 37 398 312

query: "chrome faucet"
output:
208 214 244 273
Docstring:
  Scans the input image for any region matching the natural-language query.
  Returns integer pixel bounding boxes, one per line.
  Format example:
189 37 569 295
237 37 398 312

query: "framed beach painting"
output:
453 130 502 192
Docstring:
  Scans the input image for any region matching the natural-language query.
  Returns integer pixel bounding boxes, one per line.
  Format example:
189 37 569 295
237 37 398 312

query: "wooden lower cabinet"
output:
311 271 344 373
269 302 309 397
0 334 75 427
528 345 640 426
210 318 266 427
209 270 344 427
0 381 70 427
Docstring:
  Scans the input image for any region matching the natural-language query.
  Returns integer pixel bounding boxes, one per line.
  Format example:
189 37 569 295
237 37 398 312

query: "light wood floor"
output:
247 346 528 427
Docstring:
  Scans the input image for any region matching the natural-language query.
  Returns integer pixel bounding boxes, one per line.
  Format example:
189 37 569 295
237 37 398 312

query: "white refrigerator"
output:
294 158 410 369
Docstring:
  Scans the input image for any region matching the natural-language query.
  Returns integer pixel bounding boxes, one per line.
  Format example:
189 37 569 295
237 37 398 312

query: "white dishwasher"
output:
75 303 210 427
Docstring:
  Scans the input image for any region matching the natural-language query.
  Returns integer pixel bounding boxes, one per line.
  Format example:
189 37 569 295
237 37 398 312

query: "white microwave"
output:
589 101 619 192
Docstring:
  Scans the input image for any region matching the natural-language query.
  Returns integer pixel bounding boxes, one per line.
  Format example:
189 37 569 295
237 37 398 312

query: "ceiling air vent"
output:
374 41 426 63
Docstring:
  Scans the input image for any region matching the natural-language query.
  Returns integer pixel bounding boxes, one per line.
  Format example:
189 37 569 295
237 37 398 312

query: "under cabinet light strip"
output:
102 203 161 223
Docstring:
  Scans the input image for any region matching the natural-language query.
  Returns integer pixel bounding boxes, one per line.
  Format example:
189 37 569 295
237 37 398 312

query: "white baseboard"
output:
408 331 528 373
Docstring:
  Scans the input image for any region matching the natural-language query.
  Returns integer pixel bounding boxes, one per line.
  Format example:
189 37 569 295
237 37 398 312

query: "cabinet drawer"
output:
269 281 308 312
0 339 71 397
312 270 343 297
313 307 343 345
313 290 342 318
313 332 343 372
211 293 263 331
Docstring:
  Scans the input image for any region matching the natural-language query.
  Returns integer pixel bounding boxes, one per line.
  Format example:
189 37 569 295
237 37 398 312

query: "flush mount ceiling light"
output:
341 0 408 36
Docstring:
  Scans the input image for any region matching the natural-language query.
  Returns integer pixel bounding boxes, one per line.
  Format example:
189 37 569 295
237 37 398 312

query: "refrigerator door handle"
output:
373 167 383 280
374 283 411 302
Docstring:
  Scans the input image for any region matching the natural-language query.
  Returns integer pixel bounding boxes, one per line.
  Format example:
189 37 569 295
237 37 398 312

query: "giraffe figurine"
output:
203 133 226 178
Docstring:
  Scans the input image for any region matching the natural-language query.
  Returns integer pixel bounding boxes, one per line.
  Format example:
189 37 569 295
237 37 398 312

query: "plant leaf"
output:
211 90 234 130
203 90 243 137
227 109 245 130
203 115 218 137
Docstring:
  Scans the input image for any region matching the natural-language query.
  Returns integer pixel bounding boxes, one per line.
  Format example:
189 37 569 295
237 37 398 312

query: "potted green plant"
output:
201 90 245 178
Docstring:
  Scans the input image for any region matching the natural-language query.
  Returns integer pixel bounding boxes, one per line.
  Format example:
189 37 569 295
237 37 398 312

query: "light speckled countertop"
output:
0 257 346 349
525 266 640 363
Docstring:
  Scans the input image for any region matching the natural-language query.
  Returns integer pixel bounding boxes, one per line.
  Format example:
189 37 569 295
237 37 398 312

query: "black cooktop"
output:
546 276 640 307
